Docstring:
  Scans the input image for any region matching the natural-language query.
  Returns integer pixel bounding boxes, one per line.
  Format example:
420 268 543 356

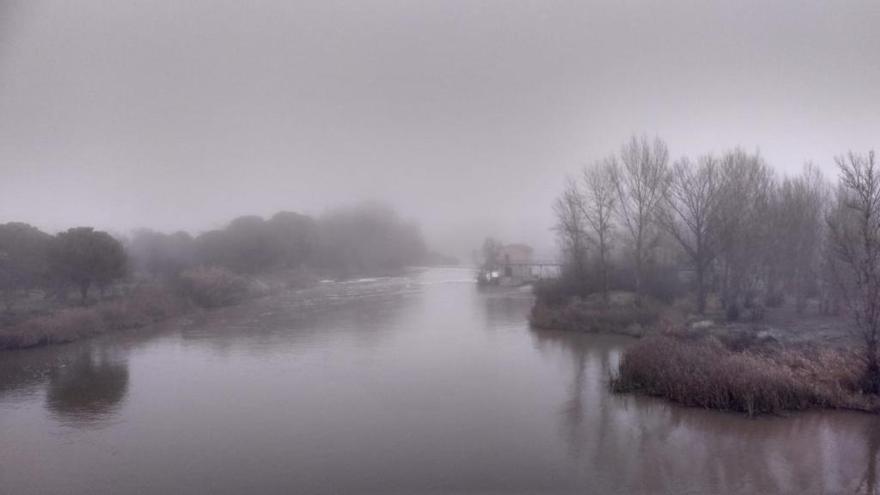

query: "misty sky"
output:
1 1 879 258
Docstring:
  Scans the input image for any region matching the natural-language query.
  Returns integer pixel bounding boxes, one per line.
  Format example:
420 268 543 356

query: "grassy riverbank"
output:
0 267 270 351
530 285 878 416
0 267 420 351
0 286 188 350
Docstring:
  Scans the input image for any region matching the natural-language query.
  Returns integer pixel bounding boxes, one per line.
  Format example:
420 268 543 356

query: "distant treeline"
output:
131 203 429 278
0 202 429 309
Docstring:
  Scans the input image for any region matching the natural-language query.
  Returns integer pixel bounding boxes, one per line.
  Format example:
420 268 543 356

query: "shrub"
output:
177 266 249 308
643 263 687 304
533 278 577 306
530 295 663 336
98 285 187 329
611 334 871 416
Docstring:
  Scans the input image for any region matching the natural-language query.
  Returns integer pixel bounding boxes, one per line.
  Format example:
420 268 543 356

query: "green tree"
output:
0 222 53 310
49 227 128 304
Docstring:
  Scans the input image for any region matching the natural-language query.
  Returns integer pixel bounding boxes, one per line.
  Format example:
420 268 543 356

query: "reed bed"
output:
611 334 875 416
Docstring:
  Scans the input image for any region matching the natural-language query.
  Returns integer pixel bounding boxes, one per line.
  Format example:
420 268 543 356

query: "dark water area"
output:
1 268 877 494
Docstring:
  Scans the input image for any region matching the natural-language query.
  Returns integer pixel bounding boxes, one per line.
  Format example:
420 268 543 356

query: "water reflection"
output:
45 348 129 426
856 419 880 494
2 271 880 494
530 329 620 464
528 325 880 494
481 289 533 330
0 349 52 400
175 287 418 356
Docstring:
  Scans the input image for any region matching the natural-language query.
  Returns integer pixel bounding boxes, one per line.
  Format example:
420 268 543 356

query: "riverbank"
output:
0 268 417 351
0 284 189 350
0 266 260 350
530 291 878 416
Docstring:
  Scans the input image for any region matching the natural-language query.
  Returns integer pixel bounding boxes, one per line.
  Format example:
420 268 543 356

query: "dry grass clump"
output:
611 334 874 416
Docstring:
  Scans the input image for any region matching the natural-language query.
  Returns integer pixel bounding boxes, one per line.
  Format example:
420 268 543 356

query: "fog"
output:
1 1 879 258
5 5 880 492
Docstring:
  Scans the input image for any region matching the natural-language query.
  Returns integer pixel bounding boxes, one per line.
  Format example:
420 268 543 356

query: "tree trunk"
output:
634 253 643 307
696 264 706 314
866 327 880 394
794 267 807 314
720 262 730 310
600 254 609 306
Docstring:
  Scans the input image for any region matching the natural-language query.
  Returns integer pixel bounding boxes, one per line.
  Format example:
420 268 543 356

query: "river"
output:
0 268 876 494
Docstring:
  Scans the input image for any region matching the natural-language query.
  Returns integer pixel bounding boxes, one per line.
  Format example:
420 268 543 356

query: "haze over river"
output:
1 268 877 494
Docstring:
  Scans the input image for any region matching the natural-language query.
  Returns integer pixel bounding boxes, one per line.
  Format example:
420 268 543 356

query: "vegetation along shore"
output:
0 202 436 350
530 136 880 416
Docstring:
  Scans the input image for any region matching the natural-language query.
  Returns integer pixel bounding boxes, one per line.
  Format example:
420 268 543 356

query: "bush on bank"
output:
529 294 664 336
175 266 250 308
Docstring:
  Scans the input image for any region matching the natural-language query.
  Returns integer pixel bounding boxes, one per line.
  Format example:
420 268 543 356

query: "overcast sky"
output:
1 0 879 257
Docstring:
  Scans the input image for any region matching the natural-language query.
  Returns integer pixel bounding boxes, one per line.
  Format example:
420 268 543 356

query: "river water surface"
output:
1 268 877 494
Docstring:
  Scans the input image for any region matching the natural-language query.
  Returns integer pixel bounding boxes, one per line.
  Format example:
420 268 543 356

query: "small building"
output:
497 244 534 279
478 243 539 286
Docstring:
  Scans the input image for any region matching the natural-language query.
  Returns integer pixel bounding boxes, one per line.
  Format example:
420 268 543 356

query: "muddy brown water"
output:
1 268 877 494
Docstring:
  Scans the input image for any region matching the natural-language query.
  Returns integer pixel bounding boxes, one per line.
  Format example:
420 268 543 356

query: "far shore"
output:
0 269 423 352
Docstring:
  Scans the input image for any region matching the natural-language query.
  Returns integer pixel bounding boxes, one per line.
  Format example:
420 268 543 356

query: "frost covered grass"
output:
0 266 256 351
0 285 190 350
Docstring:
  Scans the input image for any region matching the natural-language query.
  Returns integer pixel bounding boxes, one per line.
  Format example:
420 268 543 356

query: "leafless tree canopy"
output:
550 136 880 389
553 177 589 283
609 135 670 306
660 154 721 313
827 151 880 392
580 159 616 304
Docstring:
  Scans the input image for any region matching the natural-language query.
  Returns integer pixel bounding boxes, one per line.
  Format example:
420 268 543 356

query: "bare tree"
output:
827 150 880 393
553 177 589 284
610 135 669 306
580 158 616 305
715 149 775 317
659 154 721 314
774 164 829 313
